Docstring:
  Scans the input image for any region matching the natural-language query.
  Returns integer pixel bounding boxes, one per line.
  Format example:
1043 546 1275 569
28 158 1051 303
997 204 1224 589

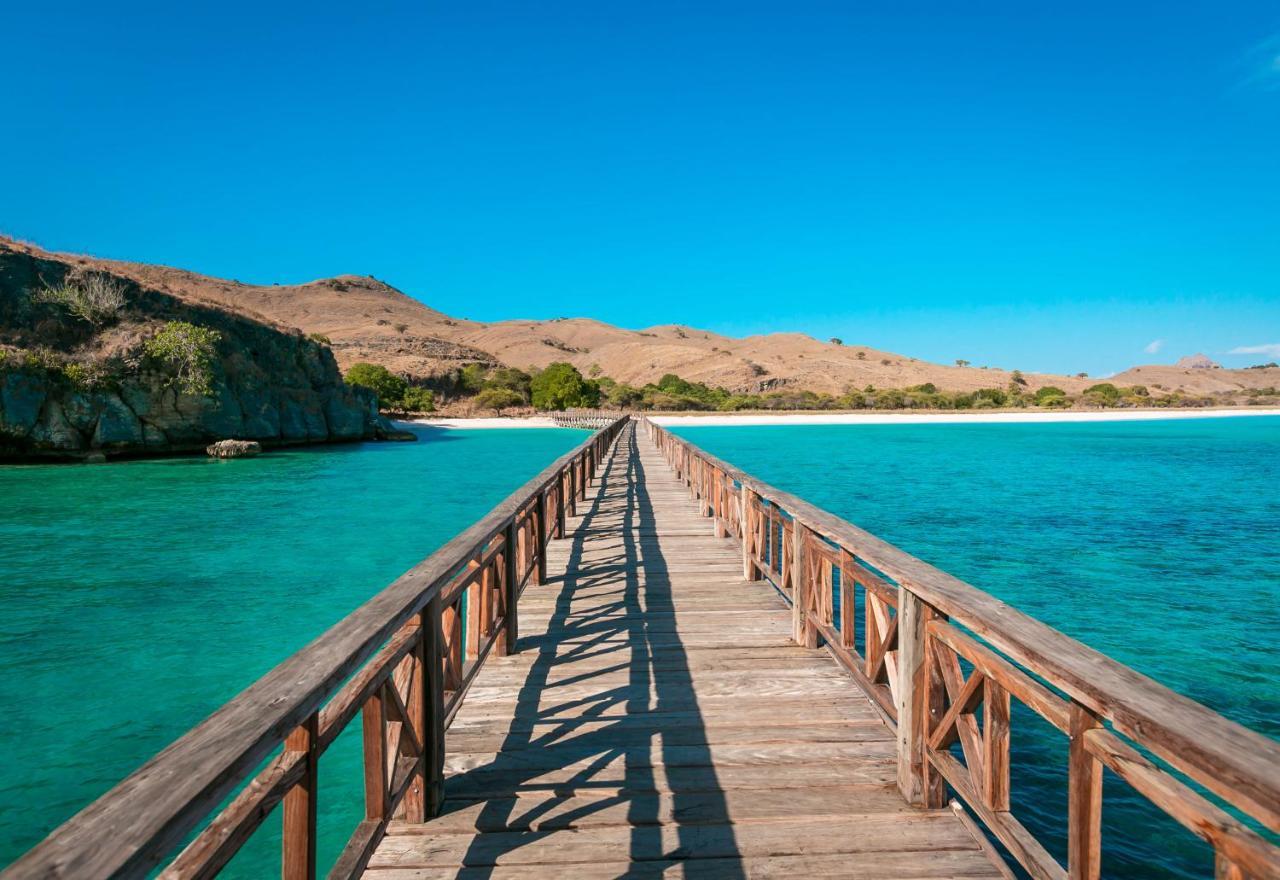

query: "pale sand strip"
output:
650 409 1280 426
407 416 561 429
408 409 1280 429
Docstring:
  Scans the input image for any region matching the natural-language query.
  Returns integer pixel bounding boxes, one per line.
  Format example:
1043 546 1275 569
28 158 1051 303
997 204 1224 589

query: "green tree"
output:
400 386 436 412
1084 383 1121 406
1035 386 1067 404
457 363 488 394
530 362 599 410
475 387 524 411
345 362 408 407
484 367 532 402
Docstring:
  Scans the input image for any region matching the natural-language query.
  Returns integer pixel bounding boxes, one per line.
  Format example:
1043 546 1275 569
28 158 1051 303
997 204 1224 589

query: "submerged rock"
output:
206 439 262 459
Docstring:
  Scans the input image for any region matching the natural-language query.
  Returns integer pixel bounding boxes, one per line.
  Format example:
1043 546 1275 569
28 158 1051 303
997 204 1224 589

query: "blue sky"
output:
3 1 1278 377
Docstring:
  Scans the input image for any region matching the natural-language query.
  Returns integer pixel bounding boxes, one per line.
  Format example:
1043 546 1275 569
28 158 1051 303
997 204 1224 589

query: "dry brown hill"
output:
5 237 1273 397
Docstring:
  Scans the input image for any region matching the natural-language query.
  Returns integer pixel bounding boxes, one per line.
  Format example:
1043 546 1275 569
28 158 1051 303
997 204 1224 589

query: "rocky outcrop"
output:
1175 354 1221 370
207 439 262 458
0 244 409 461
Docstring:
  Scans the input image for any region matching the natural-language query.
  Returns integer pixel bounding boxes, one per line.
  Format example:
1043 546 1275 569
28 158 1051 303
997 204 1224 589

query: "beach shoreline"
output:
407 408 1280 429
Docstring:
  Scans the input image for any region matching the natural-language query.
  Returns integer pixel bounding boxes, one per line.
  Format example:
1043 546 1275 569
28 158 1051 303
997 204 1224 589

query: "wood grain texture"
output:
644 421 1280 832
370 423 1004 879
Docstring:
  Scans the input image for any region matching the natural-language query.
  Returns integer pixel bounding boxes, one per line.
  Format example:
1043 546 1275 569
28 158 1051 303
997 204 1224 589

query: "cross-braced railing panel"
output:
643 416 1279 880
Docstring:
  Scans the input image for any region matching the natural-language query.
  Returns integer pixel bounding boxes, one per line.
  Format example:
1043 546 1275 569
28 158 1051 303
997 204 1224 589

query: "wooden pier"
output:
6 417 1278 879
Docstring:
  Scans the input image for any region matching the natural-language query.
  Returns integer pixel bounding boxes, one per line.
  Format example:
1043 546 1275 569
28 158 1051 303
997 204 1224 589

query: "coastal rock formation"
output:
0 242 406 461
1174 353 1221 370
207 439 262 458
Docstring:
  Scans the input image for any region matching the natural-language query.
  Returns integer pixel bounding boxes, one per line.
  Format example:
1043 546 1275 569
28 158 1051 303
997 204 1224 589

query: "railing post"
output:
555 476 567 538
442 599 463 691
534 489 548 584
425 599 446 818
984 680 1011 811
500 519 520 655
741 485 760 581
281 714 318 880
790 519 817 648
362 689 387 825
1068 702 1103 880
897 587 943 807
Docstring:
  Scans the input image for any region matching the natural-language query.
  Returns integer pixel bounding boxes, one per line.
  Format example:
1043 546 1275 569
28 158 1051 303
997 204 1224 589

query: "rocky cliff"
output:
0 242 403 461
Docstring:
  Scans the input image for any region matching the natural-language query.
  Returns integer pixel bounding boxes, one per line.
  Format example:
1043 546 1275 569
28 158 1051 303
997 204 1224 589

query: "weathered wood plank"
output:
369 424 1004 880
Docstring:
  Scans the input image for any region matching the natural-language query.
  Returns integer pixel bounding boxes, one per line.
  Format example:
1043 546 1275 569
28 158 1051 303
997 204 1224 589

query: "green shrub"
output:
475 387 524 411
34 274 127 327
307 332 331 346
457 364 488 394
483 367 532 401
400 386 436 412
345 362 408 407
1035 386 1067 404
143 322 223 396
60 362 117 391
1084 383 1121 406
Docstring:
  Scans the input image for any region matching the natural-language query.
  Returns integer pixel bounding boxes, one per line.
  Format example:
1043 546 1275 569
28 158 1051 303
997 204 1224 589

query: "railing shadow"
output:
445 423 746 877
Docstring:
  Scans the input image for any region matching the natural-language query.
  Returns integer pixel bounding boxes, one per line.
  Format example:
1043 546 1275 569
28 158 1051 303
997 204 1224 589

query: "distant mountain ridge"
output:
3 237 1276 398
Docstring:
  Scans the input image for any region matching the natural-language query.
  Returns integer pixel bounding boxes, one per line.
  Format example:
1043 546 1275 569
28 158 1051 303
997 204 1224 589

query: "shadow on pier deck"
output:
364 426 1006 878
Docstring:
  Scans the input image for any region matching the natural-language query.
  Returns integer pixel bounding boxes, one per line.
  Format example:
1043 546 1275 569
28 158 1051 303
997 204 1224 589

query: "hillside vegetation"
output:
5 237 1278 418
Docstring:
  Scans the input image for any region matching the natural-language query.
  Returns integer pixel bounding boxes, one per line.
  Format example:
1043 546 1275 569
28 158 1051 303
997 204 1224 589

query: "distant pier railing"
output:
547 409 620 429
4 417 630 880
642 417 1279 880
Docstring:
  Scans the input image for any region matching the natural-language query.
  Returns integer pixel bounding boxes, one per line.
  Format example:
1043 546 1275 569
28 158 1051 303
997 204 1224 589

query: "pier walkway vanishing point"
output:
7 418 1278 879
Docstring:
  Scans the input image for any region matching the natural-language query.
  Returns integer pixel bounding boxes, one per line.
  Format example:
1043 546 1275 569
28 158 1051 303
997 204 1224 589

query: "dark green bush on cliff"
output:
144 321 222 396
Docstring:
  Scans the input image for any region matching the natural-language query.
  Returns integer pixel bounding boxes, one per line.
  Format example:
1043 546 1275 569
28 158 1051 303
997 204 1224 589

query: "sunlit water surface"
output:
0 425 587 874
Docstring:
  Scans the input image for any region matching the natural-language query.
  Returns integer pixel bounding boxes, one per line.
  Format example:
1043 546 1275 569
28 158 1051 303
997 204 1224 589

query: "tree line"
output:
343 360 1265 414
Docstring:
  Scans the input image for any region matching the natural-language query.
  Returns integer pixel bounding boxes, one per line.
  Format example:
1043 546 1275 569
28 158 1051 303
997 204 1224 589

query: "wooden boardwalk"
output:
365 425 1007 878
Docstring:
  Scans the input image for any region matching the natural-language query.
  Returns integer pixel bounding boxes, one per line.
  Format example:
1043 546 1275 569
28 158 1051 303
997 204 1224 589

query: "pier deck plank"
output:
366 426 1006 879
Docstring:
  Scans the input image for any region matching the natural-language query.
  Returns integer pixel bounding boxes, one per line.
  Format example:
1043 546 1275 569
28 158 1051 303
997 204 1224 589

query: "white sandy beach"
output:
407 409 1280 429
408 416 562 429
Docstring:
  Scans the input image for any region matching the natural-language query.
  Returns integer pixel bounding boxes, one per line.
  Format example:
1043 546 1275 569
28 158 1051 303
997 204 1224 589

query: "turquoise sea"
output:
0 417 1276 877
0 425 588 875
671 416 1280 879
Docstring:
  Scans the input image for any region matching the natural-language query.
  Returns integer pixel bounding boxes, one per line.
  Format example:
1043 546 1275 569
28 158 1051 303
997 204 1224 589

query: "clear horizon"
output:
3 2 1278 377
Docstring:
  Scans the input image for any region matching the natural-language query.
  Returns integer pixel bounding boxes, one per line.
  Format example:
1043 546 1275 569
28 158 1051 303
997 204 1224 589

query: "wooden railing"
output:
546 409 620 429
5 417 629 880
643 418 1279 880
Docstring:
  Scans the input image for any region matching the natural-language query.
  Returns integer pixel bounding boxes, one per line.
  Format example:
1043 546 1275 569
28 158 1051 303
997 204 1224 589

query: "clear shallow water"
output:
672 417 1280 879
0 425 587 874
